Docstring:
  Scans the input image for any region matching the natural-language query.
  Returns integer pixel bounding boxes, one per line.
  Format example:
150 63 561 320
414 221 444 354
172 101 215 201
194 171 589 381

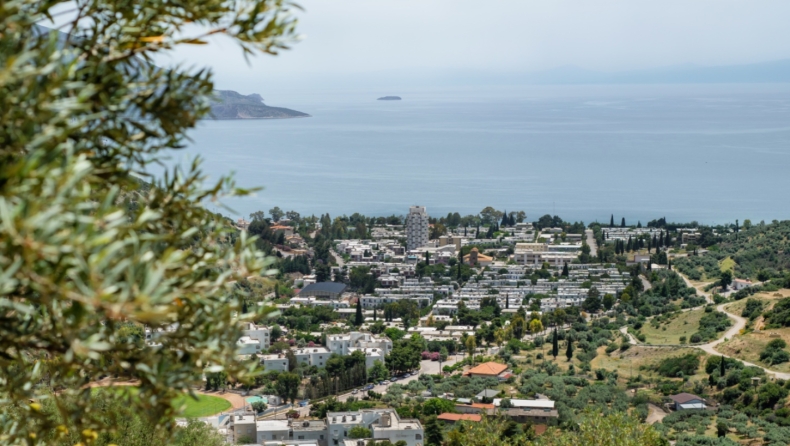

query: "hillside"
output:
674 221 790 281
210 90 309 119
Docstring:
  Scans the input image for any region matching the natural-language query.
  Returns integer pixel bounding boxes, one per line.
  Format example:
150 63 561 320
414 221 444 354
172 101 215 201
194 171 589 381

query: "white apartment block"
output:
326 332 393 359
328 410 423 446
348 347 385 369
260 353 290 372
360 294 433 309
406 206 429 252
231 411 422 446
236 322 271 355
292 346 331 368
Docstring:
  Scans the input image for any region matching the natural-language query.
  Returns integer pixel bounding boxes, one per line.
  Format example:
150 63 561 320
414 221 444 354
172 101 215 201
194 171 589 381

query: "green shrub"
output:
760 339 790 365
741 298 764 320
765 298 790 328
656 354 700 377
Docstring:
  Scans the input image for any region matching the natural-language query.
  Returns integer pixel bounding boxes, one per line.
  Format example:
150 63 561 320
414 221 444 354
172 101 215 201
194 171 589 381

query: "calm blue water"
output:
180 84 790 224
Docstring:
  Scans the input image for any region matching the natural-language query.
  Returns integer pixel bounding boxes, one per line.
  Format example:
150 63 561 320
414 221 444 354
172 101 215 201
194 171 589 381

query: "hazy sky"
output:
161 0 790 91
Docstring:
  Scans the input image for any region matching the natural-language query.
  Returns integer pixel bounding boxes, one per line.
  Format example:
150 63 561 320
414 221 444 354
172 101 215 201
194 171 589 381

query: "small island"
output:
377 96 402 101
210 90 309 119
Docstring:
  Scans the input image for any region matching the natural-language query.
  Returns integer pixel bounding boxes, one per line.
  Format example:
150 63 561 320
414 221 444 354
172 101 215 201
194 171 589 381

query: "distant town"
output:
133 205 790 445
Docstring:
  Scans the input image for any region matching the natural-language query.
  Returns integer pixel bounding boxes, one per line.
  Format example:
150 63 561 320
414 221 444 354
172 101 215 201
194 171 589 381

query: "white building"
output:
292 346 331 368
348 347 385 370
236 322 271 355
326 332 393 360
256 420 290 443
406 206 429 252
327 409 423 446
260 353 290 372
231 414 257 443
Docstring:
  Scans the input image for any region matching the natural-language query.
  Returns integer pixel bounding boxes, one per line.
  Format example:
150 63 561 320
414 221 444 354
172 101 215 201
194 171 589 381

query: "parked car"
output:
351 389 358 394
383 380 390 385
379 381 385 385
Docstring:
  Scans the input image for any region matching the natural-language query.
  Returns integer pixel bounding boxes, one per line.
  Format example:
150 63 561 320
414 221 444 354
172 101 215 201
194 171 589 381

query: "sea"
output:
178 83 790 225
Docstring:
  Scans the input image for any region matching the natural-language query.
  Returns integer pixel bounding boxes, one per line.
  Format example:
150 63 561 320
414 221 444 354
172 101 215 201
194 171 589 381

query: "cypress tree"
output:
509 212 516 226
637 221 642 228
565 338 574 361
501 210 509 227
720 355 726 377
373 308 377 321
626 236 632 252
562 263 569 277
551 330 559 359
610 214 614 228
659 232 664 247
621 217 626 228
355 298 363 326
665 232 671 247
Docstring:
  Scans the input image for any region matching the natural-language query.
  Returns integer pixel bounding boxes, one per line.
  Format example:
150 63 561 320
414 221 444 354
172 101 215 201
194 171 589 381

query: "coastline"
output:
207 115 311 120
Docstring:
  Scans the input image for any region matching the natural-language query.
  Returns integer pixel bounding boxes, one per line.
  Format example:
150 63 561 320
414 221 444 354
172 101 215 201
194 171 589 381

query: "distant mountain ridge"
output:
210 90 309 119
515 59 790 84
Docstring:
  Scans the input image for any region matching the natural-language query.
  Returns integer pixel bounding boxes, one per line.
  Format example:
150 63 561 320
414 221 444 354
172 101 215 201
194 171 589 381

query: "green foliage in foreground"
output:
443 412 667 446
0 1 298 444
4 391 227 446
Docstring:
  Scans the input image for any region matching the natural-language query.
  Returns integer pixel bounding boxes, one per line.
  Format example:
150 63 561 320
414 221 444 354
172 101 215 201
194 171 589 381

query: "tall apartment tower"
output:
406 206 429 251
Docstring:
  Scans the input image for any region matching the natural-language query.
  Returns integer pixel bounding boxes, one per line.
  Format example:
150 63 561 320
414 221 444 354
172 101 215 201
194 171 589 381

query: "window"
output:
416 434 423 440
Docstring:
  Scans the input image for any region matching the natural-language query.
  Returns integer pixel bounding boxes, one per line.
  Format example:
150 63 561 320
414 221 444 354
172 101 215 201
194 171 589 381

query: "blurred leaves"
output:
0 0 297 443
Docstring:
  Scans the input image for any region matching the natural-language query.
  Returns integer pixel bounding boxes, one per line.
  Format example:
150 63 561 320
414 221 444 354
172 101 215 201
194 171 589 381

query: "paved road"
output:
622 272 790 380
701 300 790 380
639 275 652 291
585 229 598 257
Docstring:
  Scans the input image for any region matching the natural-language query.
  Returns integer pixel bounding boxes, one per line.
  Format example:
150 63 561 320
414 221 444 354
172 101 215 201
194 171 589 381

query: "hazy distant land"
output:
210 90 310 119
378 96 402 100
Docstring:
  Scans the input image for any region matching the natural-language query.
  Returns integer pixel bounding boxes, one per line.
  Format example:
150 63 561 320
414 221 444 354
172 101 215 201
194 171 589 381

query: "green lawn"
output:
173 394 231 417
93 387 230 417
640 309 705 345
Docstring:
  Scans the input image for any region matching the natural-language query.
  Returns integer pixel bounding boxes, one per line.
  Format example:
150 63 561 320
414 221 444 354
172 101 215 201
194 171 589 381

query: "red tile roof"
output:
437 413 482 422
465 361 508 376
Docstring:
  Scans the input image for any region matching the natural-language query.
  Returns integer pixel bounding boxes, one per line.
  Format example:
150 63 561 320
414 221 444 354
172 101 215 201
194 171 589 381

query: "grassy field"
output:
93 387 231 417
590 345 709 382
640 309 705 345
174 394 231 418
